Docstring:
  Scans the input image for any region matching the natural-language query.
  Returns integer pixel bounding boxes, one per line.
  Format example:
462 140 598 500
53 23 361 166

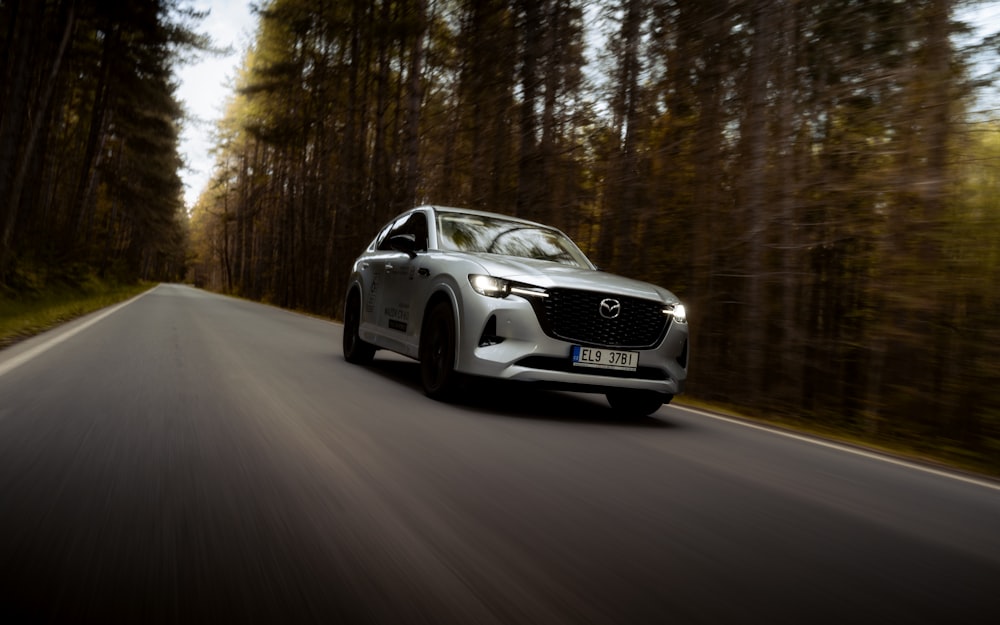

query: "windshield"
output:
436 212 593 268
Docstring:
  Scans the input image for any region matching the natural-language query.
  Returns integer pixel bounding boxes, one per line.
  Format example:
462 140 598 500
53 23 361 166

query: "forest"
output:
3 0 1000 469
0 0 201 290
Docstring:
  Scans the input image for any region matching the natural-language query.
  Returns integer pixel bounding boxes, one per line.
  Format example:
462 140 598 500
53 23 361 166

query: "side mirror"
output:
389 233 418 258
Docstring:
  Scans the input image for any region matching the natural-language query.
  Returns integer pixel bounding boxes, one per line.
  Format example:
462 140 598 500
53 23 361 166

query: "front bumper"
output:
454 290 688 396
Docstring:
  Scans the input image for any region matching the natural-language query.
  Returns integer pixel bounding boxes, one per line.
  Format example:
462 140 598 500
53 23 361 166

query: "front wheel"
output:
343 289 375 364
419 301 460 399
606 390 671 418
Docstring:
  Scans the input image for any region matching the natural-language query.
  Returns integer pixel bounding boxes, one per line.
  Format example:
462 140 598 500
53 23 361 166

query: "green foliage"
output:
0 273 152 350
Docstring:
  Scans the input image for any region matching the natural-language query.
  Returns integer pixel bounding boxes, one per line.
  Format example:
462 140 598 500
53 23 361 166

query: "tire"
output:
419 300 460 399
343 289 375 364
606 390 670 417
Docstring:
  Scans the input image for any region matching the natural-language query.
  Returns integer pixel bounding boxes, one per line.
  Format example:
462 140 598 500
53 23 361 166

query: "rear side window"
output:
378 212 429 252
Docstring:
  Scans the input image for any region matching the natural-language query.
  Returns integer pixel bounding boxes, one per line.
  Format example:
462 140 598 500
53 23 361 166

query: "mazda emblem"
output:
599 298 621 319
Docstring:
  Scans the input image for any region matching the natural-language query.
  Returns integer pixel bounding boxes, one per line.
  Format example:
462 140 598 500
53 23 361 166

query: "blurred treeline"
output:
0 0 203 294
198 0 996 465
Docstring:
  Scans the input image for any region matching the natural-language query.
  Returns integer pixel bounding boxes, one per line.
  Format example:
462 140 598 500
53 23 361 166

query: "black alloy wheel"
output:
420 301 459 399
343 289 375 364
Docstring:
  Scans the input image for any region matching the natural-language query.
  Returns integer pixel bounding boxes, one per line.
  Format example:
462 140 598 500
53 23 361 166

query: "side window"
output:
378 212 428 252
377 217 405 251
371 222 393 251
405 212 429 251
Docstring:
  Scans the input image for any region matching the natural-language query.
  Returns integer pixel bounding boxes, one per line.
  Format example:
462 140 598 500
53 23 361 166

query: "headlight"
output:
664 303 687 324
469 274 511 298
469 275 550 299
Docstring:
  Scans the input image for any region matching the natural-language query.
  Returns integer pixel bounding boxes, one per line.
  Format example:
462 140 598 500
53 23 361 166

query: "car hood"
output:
462 253 680 303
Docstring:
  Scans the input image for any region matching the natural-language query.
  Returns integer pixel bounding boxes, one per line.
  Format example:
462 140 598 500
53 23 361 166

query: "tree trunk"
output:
0 0 44 274
402 0 426 209
739 0 773 403
516 0 542 221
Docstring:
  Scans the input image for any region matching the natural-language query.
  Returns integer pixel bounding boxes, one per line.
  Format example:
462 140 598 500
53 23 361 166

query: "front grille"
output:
534 288 669 349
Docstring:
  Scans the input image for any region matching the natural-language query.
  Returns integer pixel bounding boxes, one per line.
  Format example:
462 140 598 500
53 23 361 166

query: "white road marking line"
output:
0 285 158 379
672 403 1000 493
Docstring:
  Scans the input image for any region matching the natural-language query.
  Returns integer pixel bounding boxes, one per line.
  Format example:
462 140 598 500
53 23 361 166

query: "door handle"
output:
385 264 394 272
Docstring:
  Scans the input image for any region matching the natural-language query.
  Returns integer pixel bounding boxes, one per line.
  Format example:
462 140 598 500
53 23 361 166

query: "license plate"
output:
571 346 638 371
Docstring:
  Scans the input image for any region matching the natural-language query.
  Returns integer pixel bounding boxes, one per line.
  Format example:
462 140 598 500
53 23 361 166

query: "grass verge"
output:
0 279 153 350
674 396 1000 480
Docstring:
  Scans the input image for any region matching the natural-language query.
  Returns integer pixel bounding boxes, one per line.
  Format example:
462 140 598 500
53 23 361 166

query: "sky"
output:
963 1 1000 118
175 0 257 210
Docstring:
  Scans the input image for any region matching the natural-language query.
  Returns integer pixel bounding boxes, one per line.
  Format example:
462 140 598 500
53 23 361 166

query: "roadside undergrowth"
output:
0 278 153 350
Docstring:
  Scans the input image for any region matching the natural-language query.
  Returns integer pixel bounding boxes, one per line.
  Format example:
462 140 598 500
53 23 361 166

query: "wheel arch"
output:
343 278 364 318
342 278 376 364
421 283 463 368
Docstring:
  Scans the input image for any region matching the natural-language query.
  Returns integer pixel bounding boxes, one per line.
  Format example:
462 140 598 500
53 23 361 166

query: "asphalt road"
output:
1 284 998 624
